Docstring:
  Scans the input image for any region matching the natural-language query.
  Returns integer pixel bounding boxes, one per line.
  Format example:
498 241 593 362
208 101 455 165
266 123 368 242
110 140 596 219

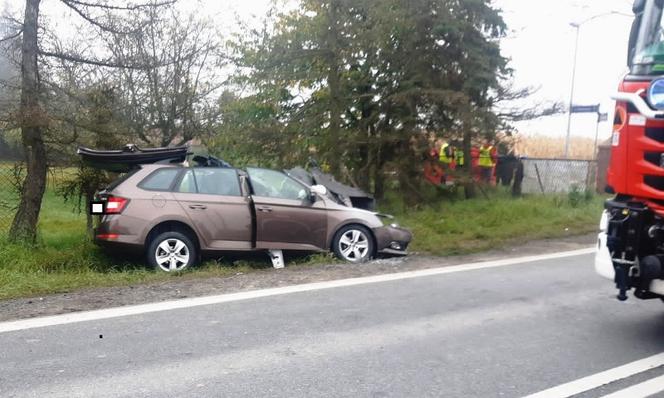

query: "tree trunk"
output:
356 124 373 191
356 143 370 191
9 0 47 243
326 0 342 176
373 161 385 201
85 202 94 239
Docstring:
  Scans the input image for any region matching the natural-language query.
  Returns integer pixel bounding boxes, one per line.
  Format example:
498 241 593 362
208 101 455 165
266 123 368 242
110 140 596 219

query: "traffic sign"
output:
571 104 600 113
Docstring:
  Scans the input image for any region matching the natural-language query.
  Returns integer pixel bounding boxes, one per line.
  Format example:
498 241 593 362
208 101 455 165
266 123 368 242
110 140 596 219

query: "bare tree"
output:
8 0 175 243
103 8 225 147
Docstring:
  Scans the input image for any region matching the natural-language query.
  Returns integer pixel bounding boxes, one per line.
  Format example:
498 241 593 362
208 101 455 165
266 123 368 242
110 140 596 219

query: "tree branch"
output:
38 48 176 69
58 0 145 35
0 28 23 43
61 0 176 11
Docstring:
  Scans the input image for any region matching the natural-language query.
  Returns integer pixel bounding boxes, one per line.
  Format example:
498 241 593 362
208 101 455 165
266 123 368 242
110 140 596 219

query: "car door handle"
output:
188 204 207 210
257 205 272 212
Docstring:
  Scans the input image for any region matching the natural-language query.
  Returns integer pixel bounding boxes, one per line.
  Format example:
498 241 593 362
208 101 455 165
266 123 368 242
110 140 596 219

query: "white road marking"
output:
0 247 594 334
599 374 664 398
602 376 664 398
523 353 664 398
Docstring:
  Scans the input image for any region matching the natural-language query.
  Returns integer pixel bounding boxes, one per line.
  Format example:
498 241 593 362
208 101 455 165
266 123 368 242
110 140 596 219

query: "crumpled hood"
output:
288 166 376 210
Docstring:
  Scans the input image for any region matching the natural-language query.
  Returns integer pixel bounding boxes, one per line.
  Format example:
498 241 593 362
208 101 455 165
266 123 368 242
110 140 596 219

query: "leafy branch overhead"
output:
1 0 539 243
216 0 511 200
492 83 565 123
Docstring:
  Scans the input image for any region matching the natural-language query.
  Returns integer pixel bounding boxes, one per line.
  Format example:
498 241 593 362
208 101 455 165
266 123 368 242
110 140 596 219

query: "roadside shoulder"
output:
0 233 596 322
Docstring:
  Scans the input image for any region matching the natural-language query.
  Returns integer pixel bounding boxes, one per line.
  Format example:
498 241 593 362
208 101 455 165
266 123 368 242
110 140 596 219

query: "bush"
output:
568 184 594 208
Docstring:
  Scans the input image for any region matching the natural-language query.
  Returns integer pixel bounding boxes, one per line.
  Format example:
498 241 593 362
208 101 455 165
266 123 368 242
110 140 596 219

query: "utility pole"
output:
564 11 630 159
565 23 580 160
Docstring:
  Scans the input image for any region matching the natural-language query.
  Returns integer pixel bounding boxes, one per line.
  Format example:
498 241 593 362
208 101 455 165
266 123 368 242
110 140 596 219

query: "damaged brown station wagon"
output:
80 145 412 272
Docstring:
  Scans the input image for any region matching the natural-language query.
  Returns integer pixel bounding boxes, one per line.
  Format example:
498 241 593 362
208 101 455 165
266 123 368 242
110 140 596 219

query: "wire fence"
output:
0 162 23 234
0 163 75 235
520 158 598 194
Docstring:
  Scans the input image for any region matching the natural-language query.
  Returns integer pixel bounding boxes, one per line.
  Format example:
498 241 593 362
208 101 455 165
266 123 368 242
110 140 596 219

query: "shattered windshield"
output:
247 167 307 200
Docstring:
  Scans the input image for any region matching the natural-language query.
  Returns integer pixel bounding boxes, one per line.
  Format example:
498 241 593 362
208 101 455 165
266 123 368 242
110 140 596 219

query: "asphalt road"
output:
2 251 664 398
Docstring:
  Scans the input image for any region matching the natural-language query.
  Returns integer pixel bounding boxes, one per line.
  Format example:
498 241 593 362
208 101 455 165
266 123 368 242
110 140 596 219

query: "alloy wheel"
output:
338 229 370 262
154 238 190 272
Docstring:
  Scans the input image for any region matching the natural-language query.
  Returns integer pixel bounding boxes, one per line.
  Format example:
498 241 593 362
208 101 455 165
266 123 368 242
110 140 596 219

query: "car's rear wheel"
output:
332 225 374 263
147 231 197 272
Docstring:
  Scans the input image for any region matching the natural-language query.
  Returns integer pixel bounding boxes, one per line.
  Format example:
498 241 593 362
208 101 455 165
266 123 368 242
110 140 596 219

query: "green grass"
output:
385 189 604 256
0 184 283 300
0 181 604 300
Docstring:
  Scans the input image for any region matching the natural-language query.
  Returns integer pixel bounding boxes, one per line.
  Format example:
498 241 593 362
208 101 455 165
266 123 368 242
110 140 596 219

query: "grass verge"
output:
388 191 603 256
0 187 603 300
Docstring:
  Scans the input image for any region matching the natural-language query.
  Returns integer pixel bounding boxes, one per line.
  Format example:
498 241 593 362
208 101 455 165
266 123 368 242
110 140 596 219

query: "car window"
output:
106 168 140 191
139 168 180 191
193 168 241 196
177 170 197 193
247 167 307 200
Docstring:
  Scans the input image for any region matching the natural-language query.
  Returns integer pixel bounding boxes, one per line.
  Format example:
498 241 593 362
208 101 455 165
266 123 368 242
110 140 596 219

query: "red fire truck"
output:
596 0 664 300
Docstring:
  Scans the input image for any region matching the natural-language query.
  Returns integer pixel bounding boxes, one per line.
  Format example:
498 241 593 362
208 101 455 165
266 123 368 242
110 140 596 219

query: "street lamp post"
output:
564 11 631 159
564 23 580 159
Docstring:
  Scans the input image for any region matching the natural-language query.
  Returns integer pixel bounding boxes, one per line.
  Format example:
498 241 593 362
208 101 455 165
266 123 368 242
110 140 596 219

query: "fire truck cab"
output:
596 0 664 301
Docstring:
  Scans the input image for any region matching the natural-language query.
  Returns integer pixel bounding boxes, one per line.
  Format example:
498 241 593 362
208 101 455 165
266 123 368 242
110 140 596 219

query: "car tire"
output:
147 231 197 272
332 225 374 263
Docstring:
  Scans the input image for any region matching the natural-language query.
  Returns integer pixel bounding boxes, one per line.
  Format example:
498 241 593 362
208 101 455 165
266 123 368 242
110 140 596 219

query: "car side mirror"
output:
309 184 327 202
310 184 327 196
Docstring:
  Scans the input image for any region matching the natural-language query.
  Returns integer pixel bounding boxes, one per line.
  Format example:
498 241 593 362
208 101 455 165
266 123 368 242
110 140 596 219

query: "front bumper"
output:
595 232 614 280
373 225 413 256
596 231 664 297
595 201 664 299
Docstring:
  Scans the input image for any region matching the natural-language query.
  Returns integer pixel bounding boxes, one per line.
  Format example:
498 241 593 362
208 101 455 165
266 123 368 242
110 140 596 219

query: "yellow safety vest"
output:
454 149 464 166
439 143 452 164
479 146 494 167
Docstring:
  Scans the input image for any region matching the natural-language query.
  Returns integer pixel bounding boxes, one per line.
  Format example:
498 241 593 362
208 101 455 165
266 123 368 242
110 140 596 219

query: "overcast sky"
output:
2 0 637 141
498 0 633 141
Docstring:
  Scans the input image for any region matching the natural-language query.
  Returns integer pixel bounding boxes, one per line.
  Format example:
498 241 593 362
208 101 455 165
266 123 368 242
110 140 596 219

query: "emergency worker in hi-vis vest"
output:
478 139 497 183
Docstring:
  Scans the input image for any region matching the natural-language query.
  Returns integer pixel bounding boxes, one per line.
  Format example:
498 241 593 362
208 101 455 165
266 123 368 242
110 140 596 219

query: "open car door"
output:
247 167 327 251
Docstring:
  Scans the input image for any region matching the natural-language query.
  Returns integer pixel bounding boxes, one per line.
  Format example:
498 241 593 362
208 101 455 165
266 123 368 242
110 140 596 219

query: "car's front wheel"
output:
147 231 197 272
332 225 374 263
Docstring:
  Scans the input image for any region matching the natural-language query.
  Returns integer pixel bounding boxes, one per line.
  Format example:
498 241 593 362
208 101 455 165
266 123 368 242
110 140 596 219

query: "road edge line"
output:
523 353 664 398
598 374 664 398
0 247 594 333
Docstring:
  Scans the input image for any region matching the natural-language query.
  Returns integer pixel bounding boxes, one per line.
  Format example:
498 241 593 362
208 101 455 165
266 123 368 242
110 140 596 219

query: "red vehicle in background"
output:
596 0 664 301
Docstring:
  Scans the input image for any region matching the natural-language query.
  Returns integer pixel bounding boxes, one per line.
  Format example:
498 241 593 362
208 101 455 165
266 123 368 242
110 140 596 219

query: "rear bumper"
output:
374 225 413 256
94 215 143 252
94 229 142 250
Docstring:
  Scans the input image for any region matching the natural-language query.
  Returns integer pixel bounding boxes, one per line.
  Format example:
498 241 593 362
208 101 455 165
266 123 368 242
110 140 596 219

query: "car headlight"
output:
648 78 664 110
390 223 400 229
599 210 609 232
